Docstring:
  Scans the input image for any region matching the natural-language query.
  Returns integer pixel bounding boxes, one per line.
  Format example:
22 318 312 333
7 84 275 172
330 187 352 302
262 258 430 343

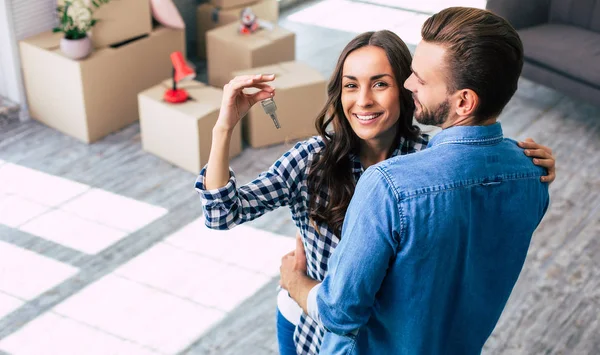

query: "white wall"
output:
0 57 7 99
0 0 57 117
0 0 20 103
10 0 57 39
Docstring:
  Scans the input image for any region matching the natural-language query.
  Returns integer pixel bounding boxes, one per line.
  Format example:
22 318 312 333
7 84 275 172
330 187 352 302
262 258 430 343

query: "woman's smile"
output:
353 111 383 124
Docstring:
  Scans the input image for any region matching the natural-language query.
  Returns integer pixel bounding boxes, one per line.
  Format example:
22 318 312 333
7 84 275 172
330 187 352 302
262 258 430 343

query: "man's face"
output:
404 41 452 126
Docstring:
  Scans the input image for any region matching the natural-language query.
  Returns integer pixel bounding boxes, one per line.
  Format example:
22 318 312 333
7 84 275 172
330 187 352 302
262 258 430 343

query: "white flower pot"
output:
60 36 92 60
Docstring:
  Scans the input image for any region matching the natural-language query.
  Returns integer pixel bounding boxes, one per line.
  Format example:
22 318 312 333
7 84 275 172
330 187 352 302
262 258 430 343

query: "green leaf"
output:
61 3 70 25
92 0 110 8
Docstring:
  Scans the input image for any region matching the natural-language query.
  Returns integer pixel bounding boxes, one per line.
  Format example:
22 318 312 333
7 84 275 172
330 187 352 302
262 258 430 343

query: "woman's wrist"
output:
212 123 235 137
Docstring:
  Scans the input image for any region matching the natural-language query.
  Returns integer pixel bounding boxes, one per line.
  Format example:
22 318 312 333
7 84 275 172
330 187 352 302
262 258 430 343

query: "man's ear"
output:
454 89 479 117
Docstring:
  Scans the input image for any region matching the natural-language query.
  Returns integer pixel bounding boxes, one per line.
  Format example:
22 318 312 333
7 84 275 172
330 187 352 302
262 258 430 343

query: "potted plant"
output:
53 0 110 60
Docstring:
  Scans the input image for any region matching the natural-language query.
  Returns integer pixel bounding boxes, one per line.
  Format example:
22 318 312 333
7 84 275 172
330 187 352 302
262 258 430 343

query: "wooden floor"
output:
1 1 599 354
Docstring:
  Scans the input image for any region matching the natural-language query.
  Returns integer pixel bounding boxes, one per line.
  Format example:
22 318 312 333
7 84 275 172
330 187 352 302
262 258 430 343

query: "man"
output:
280 7 550 354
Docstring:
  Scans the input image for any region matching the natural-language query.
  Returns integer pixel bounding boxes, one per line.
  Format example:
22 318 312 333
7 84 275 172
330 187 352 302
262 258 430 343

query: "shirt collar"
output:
390 136 407 157
427 122 504 148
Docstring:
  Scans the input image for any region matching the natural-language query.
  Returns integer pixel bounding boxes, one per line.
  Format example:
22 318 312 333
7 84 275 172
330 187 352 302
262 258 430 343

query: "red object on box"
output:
164 51 196 103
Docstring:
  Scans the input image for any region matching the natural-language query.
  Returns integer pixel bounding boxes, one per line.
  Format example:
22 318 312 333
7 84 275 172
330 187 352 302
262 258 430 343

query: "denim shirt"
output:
316 123 550 355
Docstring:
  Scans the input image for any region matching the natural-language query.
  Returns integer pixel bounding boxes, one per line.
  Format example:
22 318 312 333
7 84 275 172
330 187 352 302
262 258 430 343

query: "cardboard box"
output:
210 0 256 10
138 80 242 173
20 27 185 143
207 22 295 88
233 61 326 148
57 0 152 48
197 0 279 59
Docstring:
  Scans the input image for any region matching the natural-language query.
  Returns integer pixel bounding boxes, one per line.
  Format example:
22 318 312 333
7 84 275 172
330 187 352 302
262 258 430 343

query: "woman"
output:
195 30 555 355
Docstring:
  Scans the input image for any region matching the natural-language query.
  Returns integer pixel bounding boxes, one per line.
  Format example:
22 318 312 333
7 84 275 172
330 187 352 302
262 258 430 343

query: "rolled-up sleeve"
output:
195 167 238 204
194 138 321 230
195 167 246 229
317 166 402 335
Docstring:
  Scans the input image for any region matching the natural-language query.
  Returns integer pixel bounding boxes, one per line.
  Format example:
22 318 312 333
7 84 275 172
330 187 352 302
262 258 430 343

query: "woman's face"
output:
341 45 401 145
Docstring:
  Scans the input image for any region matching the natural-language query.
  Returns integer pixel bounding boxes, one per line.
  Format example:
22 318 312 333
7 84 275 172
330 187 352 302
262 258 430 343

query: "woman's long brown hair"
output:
307 30 420 238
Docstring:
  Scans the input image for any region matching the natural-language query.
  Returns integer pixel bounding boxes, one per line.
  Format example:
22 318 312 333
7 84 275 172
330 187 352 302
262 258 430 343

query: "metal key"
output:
260 98 281 129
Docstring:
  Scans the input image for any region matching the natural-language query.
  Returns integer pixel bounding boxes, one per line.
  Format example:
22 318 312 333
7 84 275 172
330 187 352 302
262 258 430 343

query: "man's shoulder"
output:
373 138 544 198
377 142 438 172
371 148 438 194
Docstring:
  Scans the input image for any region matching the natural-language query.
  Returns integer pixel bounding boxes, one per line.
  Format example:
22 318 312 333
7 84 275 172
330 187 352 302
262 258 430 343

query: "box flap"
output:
208 22 293 49
233 61 325 90
20 27 180 62
221 0 279 23
20 31 62 51
200 0 278 26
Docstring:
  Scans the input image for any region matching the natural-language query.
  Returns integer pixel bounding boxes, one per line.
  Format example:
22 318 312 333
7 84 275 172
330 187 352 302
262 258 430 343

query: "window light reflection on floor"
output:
0 162 168 254
0 241 79 300
285 0 487 46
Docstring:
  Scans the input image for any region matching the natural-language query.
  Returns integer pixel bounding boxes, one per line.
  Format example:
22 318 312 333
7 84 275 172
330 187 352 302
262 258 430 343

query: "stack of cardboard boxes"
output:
138 0 328 173
206 22 296 88
20 1 185 143
19 0 330 174
201 0 328 149
138 80 243 174
197 0 279 59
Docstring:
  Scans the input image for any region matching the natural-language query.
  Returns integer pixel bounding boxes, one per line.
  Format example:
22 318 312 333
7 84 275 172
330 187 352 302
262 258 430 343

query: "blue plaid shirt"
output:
195 134 429 355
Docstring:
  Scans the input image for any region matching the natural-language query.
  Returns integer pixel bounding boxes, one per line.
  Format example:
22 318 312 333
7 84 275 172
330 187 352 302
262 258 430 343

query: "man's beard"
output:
414 98 450 126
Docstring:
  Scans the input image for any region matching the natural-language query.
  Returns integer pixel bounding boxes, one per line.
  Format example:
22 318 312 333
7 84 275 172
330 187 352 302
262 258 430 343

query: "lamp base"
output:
164 89 189 103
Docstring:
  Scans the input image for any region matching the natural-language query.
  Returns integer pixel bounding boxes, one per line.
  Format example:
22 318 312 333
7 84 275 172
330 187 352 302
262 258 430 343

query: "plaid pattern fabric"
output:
195 134 429 355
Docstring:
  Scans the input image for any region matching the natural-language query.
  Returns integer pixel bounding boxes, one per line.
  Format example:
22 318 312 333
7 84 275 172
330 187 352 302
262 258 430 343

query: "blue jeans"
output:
277 308 296 355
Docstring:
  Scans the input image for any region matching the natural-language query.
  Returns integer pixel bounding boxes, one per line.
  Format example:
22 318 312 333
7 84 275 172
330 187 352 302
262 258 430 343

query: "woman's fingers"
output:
518 139 557 184
518 139 553 155
243 82 275 91
517 137 536 147
281 250 295 262
538 161 556 183
248 89 275 105
226 81 275 100
231 73 276 83
541 174 555 183
223 75 276 107
295 233 304 253
532 157 554 168
523 148 552 160
217 74 276 129
227 74 276 92
294 233 307 271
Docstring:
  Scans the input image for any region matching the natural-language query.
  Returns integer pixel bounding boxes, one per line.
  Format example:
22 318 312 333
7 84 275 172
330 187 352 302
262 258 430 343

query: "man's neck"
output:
440 116 497 129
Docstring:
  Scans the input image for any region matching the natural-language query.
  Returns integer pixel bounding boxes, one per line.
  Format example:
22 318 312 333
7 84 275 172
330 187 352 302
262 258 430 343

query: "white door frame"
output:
0 0 28 118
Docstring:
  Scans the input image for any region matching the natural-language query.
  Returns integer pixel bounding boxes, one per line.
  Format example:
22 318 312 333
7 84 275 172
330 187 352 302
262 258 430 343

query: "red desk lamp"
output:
164 51 196 103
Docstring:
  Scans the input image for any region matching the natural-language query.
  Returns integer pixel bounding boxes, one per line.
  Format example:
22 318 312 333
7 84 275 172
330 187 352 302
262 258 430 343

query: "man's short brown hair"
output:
421 7 524 120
